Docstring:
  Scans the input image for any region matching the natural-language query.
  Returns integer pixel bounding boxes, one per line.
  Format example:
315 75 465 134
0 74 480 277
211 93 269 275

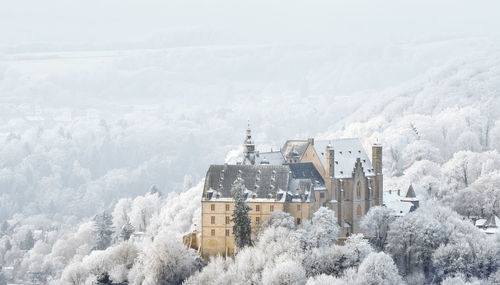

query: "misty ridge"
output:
1 1 500 284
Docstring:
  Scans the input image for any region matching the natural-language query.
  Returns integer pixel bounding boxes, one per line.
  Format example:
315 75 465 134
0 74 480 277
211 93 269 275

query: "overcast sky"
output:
1 0 500 48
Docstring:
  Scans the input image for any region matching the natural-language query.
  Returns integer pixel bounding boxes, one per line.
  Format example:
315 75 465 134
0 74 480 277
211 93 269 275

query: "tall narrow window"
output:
225 216 230 224
211 229 215 236
320 192 325 199
297 217 301 225
256 217 261 224
297 204 301 211
225 204 230 211
211 216 215 224
270 205 274 212
356 181 361 199
225 229 230 236
256 205 260 212
357 205 362 216
211 204 215 211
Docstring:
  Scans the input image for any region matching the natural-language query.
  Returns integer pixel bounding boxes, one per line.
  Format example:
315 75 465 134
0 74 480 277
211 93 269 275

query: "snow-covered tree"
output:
298 207 338 249
258 210 295 235
19 229 35 251
231 178 252 250
361 206 395 251
303 234 372 278
306 274 344 285
93 212 114 250
261 260 306 285
119 219 134 241
60 262 89 285
356 252 404 285
128 232 203 285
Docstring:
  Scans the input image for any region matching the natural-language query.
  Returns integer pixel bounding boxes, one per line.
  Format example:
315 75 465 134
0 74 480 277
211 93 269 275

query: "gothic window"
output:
356 181 361 199
356 205 362 216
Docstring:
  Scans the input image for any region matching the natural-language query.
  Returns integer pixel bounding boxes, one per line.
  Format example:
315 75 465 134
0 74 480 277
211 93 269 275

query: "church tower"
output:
242 123 256 165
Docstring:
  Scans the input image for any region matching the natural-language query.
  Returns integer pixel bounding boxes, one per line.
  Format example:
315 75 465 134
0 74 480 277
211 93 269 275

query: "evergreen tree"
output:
231 178 252 249
20 229 35 250
119 218 135 241
93 211 114 250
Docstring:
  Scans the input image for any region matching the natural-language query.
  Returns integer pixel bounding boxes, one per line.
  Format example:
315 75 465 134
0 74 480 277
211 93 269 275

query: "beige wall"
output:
201 201 285 258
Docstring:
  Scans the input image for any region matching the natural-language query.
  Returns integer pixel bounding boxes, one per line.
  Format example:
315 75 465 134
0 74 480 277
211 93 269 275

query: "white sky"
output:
1 0 500 48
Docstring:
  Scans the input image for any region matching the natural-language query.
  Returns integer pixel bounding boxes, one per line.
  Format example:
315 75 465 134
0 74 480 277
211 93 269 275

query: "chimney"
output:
326 145 334 178
397 189 400 196
308 138 314 145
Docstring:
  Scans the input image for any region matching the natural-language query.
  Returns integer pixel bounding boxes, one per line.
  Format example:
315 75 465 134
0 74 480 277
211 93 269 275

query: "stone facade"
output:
197 127 382 257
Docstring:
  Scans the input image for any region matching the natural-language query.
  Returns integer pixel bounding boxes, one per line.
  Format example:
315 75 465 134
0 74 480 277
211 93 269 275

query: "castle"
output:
199 126 383 257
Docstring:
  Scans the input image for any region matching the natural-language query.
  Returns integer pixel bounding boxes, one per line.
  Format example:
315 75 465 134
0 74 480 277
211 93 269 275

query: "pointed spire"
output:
242 121 256 165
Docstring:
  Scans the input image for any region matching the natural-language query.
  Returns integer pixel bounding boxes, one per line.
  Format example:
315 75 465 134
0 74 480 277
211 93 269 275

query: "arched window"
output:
356 205 362 216
356 181 361 199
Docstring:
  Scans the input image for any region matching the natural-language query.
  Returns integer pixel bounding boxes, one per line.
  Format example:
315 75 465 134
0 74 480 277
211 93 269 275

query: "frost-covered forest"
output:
2 0 500 284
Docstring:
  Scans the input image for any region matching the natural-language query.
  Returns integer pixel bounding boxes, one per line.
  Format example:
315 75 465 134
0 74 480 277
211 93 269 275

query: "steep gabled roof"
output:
313 139 375 179
281 140 309 159
406 184 416 198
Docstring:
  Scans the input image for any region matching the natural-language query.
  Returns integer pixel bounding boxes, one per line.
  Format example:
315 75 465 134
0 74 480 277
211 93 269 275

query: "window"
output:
356 181 361 199
225 204 230 211
256 205 260 212
256 217 260 224
211 229 215 236
297 217 301 225
297 204 301 211
320 192 325 199
211 216 215 224
357 205 362 216
225 229 230 236
225 216 230 224
211 204 215 211
270 205 274 212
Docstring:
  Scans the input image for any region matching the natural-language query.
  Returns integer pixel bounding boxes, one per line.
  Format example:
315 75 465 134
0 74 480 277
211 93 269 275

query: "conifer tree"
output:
120 218 135 241
231 178 252 249
93 211 114 250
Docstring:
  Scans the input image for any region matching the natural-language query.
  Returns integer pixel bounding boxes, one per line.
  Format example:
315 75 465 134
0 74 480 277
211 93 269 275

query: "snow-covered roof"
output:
203 162 324 203
255 151 285 165
281 140 310 158
475 219 487 227
383 191 415 216
314 139 375 179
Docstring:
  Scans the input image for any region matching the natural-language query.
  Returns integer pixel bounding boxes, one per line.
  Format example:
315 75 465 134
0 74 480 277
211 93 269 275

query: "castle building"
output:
200 127 383 258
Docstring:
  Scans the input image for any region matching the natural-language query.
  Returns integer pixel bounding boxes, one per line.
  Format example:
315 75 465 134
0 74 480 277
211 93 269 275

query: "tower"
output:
372 143 383 205
242 123 256 165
